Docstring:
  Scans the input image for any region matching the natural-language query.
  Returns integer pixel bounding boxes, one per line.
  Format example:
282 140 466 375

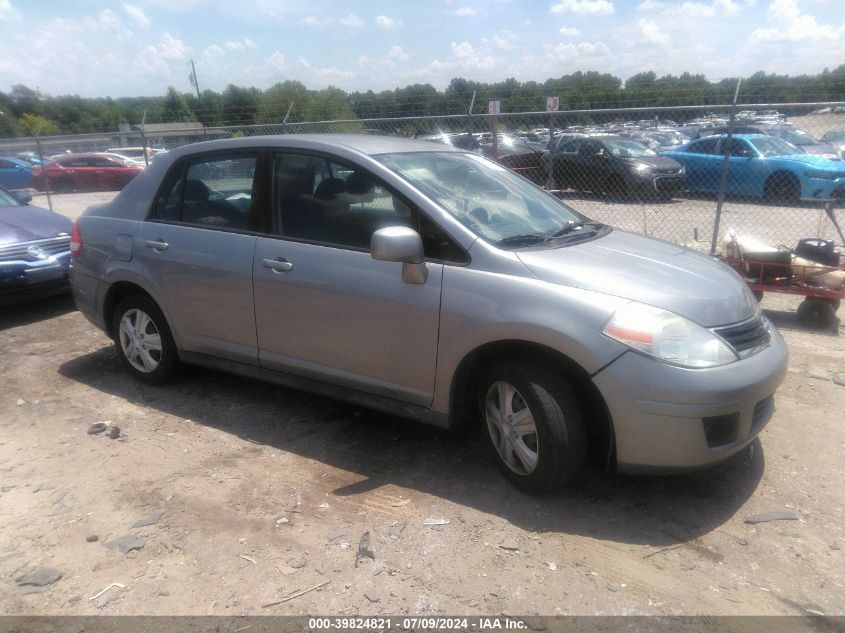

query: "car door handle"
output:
144 239 169 252
262 257 293 273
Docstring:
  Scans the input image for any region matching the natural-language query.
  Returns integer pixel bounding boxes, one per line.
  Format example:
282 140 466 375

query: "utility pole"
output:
189 60 201 101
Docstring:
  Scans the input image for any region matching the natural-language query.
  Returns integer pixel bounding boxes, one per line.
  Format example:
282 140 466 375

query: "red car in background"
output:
33 153 144 192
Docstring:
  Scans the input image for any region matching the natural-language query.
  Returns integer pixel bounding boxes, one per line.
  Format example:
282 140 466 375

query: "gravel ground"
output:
0 291 843 617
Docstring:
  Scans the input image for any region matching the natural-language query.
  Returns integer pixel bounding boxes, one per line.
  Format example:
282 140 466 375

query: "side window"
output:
725 139 753 157
557 141 580 155
154 161 186 221
689 138 720 155
152 155 256 229
0 159 14 169
274 153 413 250
182 155 256 229
273 153 466 262
90 156 120 167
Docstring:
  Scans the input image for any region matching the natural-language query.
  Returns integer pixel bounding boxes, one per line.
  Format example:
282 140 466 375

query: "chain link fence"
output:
2 102 844 256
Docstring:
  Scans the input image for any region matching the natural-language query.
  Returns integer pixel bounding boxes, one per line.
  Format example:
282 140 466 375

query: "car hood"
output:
619 155 682 169
516 230 756 327
0 204 72 245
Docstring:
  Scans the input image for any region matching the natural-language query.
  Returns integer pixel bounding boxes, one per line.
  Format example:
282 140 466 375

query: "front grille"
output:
0 236 70 262
712 313 771 357
655 168 681 175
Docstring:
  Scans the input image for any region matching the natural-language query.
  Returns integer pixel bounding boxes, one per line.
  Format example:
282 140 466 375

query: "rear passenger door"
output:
138 151 263 365
253 152 460 406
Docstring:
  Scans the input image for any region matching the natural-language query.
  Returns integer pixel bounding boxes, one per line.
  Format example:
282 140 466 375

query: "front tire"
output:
479 360 586 493
112 295 180 384
764 173 801 204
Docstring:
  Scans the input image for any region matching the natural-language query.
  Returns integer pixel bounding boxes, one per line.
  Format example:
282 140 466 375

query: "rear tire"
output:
764 173 800 203
112 295 181 385
478 359 586 493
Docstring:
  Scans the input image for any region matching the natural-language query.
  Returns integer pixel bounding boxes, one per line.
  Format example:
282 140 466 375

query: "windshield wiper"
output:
493 234 548 247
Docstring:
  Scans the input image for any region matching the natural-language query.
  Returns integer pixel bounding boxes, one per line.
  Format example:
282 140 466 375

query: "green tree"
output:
18 112 60 136
257 80 313 123
162 86 194 122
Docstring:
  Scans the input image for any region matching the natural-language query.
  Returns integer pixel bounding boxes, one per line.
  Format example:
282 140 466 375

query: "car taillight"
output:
70 221 82 257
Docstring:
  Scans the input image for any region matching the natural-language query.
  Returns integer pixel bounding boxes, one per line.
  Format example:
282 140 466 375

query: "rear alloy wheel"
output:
479 360 586 493
112 295 180 384
764 173 801 204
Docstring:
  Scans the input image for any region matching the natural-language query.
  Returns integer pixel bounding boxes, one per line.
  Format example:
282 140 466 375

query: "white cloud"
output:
677 0 741 17
452 41 475 58
548 40 611 58
492 34 516 49
375 15 402 29
339 13 364 27
550 0 614 15
300 15 331 27
455 6 479 15
637 0 665 10
0 0 21 24
265 51 285 71
558 26 581 35
225 38 257 51
98 9 133 41
749 0 840 42
638 18 669 44
122 4 150 28
295 56 356 81
389 45 409 61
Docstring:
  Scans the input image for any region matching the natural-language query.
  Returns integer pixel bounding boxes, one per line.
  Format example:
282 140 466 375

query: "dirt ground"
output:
1 291 844 617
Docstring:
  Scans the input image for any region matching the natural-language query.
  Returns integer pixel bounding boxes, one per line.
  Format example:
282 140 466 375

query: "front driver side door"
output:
253 152 446 406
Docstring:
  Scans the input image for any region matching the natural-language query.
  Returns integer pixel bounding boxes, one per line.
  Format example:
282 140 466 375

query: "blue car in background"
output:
0 156 35 190
663 134 845 202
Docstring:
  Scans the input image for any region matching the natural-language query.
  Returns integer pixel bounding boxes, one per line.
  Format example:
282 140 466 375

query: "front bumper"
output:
0 251 71 305
803 175 845 200
592 324 788 471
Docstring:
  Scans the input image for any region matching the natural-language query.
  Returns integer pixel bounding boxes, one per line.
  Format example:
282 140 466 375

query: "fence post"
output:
34 134 54 214
710 78 742 256
140 110 149 167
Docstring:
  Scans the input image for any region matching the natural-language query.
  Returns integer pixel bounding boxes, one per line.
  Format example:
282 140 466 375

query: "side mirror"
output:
370 226 428 284
13 191 32 204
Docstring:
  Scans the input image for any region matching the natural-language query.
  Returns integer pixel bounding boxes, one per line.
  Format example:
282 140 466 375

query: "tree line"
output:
1 66 843 138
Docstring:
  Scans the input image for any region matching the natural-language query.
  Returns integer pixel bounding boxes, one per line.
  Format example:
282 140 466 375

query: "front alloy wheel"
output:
479 360 587 493
485 381 539 475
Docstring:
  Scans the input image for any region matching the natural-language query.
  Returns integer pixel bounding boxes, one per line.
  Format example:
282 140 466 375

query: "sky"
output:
0 0 843 99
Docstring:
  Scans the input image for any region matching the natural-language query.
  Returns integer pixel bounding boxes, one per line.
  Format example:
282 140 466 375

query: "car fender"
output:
430 265 629 414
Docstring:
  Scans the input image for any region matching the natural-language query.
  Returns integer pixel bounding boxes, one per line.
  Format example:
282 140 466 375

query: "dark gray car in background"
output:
69 135 788 492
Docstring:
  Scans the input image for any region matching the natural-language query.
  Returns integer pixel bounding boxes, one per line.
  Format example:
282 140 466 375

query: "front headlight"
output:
678 165 686 175
602 302 738 368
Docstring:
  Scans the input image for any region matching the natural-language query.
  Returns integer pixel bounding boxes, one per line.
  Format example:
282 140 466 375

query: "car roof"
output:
166 134 464 159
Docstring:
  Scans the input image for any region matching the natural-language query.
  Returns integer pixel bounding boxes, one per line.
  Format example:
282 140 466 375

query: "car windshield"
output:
748 136 802 157
0 189 23 206
375 151 585 244
774 129 818 146
604 140 656 158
